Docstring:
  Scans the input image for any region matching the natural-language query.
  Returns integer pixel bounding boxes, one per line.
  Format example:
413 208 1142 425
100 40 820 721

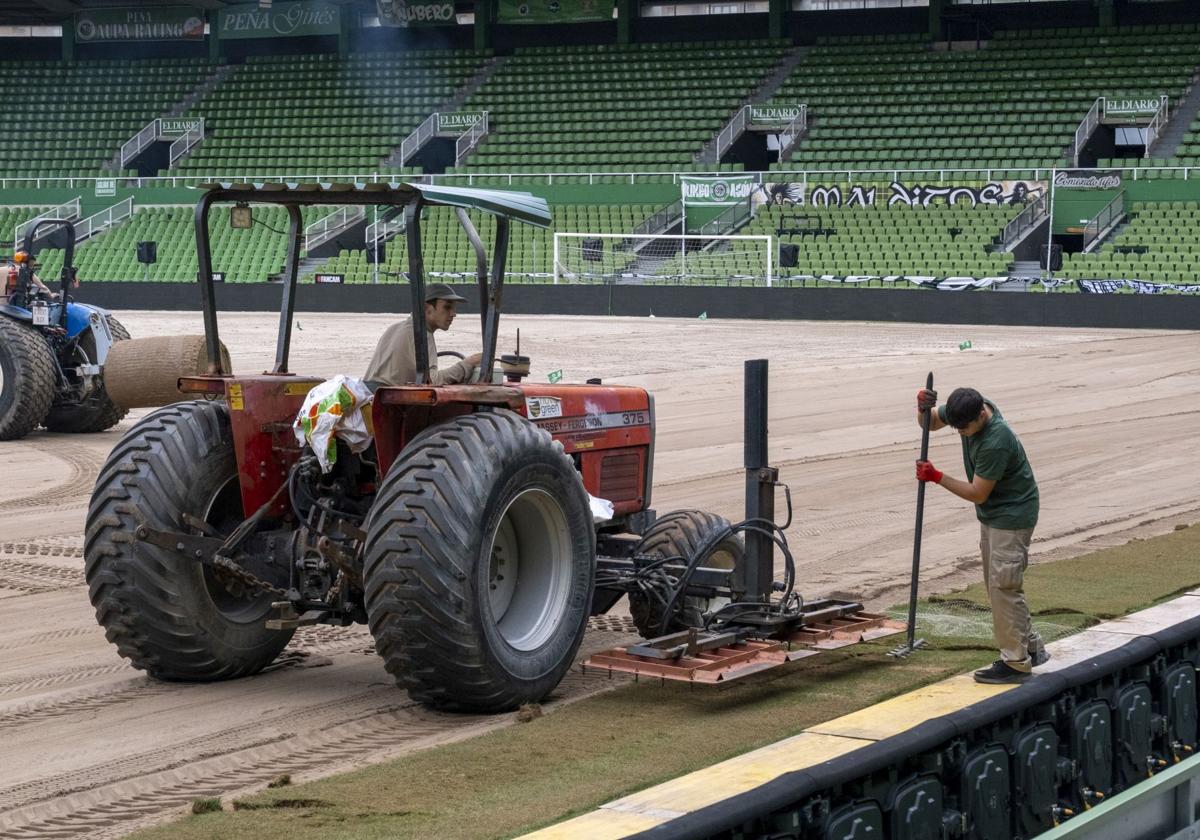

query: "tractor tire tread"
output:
85 400 291 680
0 316 57 441
44 315 131 433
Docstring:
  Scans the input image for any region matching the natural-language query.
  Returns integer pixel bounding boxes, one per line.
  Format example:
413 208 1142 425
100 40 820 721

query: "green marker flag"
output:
958 340 972 351
547 369 563 384
698 311 708 320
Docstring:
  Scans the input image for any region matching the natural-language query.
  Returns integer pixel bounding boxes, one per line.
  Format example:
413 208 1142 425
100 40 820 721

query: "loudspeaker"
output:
779 243 799 268
1041 243 1062 271
582 237 603 262
366 243 386 264
137 241 157 265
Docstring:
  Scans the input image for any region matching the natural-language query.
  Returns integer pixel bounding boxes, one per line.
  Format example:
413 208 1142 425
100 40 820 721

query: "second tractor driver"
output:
364 283 483 389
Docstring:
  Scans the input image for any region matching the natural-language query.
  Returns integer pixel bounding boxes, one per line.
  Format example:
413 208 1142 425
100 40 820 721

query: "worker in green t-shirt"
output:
914 386 1047 684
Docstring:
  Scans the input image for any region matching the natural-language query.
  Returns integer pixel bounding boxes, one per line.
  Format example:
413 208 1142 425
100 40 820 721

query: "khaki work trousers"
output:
980 523 1043 673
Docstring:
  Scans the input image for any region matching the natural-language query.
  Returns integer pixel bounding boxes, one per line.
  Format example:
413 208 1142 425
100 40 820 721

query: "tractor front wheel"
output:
363 410 595 712
628 510 745 638
85 400 293 680
0 316 56 441
45 315 131 433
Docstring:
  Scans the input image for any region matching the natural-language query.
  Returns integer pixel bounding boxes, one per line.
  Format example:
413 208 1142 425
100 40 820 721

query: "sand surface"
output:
2 311 1198 838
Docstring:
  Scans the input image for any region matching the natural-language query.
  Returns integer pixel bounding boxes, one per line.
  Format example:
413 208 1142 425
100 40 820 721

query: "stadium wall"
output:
76 282 1200 330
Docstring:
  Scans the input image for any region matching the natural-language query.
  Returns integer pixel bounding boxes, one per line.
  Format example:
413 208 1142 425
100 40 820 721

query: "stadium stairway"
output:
1148 70 1200 160
695 45 809 165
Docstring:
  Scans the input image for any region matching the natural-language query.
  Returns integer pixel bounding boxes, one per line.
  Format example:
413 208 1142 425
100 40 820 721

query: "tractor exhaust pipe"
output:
743 359 777 604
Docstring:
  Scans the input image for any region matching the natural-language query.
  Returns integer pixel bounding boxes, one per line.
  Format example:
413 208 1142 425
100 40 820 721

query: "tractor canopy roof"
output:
195 181 552 228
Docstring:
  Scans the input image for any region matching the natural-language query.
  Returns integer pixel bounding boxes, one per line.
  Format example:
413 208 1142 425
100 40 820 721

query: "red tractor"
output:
86 183 892 712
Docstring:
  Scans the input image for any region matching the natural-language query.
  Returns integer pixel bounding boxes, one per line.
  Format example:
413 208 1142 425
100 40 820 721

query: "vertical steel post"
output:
272 203 303 375
743 359 776 604
405 201 429 384
194 194 224 375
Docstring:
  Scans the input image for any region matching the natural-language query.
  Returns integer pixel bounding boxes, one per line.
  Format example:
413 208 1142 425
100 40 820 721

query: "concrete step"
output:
1152 74 1200 160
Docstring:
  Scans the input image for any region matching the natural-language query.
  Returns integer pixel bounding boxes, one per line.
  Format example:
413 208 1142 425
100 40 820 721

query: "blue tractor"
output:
0 219 129 440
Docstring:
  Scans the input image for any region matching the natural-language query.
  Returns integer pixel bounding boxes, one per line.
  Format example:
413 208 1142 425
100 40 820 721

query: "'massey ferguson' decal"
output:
534 410 649 434
525 396 563 419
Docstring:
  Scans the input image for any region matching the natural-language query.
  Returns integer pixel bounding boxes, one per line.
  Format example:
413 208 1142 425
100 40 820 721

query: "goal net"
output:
553 232 774 286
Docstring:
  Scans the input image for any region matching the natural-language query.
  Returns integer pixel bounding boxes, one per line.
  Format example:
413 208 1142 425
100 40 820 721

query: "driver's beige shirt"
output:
364 317 471 387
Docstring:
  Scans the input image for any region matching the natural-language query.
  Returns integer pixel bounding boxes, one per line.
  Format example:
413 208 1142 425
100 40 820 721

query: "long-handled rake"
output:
890 371 933 658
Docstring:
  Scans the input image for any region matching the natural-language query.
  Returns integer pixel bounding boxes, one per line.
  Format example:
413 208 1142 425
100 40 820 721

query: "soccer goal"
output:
553 232 775 286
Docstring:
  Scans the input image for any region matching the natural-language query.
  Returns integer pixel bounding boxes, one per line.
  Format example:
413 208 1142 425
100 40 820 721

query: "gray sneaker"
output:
974 660 1031 684
1032 648 1051 667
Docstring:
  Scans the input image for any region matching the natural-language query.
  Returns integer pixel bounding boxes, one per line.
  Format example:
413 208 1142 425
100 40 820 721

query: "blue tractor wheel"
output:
44 315 131 433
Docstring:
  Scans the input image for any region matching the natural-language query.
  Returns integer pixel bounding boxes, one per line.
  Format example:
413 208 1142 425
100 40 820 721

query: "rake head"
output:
887 637 929 659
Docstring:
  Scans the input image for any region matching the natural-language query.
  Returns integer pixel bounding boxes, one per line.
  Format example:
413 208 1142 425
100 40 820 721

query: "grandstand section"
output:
0 58 214 179
1062 199 1200 284
453 41 790 174
768 25 1200 173
174 50 489 177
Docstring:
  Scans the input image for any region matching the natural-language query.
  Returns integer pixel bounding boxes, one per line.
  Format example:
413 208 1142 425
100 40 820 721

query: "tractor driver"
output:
2 253 57 301
363 283 483 389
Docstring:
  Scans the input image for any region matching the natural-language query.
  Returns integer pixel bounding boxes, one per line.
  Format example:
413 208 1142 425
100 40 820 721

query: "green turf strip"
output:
135 523 1200 840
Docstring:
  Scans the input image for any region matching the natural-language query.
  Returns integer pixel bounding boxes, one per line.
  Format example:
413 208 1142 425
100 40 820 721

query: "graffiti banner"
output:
1078 279 1200 294
74 7 204 43
217 1 340 39
497 0 610 24
1053 170 1123 190
376 0 456 26
682 176 756 207
753 180 1046 210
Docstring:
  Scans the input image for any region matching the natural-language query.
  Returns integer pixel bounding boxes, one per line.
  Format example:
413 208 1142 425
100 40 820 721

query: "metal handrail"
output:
777 105 808 162
1144 95 1170 157
168 119 205 167
365 213 405 245
75 198 133 242
998 193 1048 250
304 206 366 251
398 113 439 168
631 199 683 239
14 197 81 249
120 120 161 169
696 200 752 238
454 111 489 166
713 106 750 164
1082 190 1125 253
1073 97 1103 167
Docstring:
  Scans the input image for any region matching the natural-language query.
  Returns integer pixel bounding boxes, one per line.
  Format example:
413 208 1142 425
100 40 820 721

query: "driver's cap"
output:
424 282 466 303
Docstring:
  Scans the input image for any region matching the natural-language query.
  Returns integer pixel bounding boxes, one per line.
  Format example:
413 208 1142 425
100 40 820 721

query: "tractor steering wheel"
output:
437 350 484 384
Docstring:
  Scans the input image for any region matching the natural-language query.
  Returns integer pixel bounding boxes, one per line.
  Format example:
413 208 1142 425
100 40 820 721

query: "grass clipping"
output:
132 523 1200 840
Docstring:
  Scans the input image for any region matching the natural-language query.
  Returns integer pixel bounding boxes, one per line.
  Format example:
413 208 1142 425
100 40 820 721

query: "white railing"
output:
398 113 438 168
696 199 752 238
168 119 205 167
777 105 808 162
1082 190 1125 253
75 198 133 242
120 120 161 169
455 111 489 166
1073 97 1103 167
1143 95 1170 157
998 193 1048 251
304 206 366 251
712 106 750 164
14 196 81 249
632 199 683 239
365 213 405 246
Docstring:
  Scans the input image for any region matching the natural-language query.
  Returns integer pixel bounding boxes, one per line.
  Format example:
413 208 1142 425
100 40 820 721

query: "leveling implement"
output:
85 182 899 712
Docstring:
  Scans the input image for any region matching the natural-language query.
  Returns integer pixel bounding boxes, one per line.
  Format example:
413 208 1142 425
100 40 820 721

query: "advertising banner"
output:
437 111 485 133
218 1 340 40
377 0 456 26
497 0 610 25
681 175 756 207
1104 98 1162 118
1052 170 1123 190
160 118 203 136
74 7 205 43
749 104 803 128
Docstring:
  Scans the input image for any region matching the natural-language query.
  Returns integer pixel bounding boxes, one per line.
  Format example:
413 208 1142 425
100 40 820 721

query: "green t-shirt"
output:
937 399 1039 530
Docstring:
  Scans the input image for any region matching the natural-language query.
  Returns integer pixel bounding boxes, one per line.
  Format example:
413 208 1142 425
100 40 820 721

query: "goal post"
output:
553 232 774 287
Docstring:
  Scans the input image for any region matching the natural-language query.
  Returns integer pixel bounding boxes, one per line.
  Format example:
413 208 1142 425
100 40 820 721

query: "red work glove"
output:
915 460 943 484
916 388 938 411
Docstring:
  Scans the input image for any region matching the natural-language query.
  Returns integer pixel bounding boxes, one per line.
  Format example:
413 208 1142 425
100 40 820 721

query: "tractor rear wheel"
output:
363 410 595 712
45 316 131 433
85 400 293 680
0 316 56 441
628 510 745 638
